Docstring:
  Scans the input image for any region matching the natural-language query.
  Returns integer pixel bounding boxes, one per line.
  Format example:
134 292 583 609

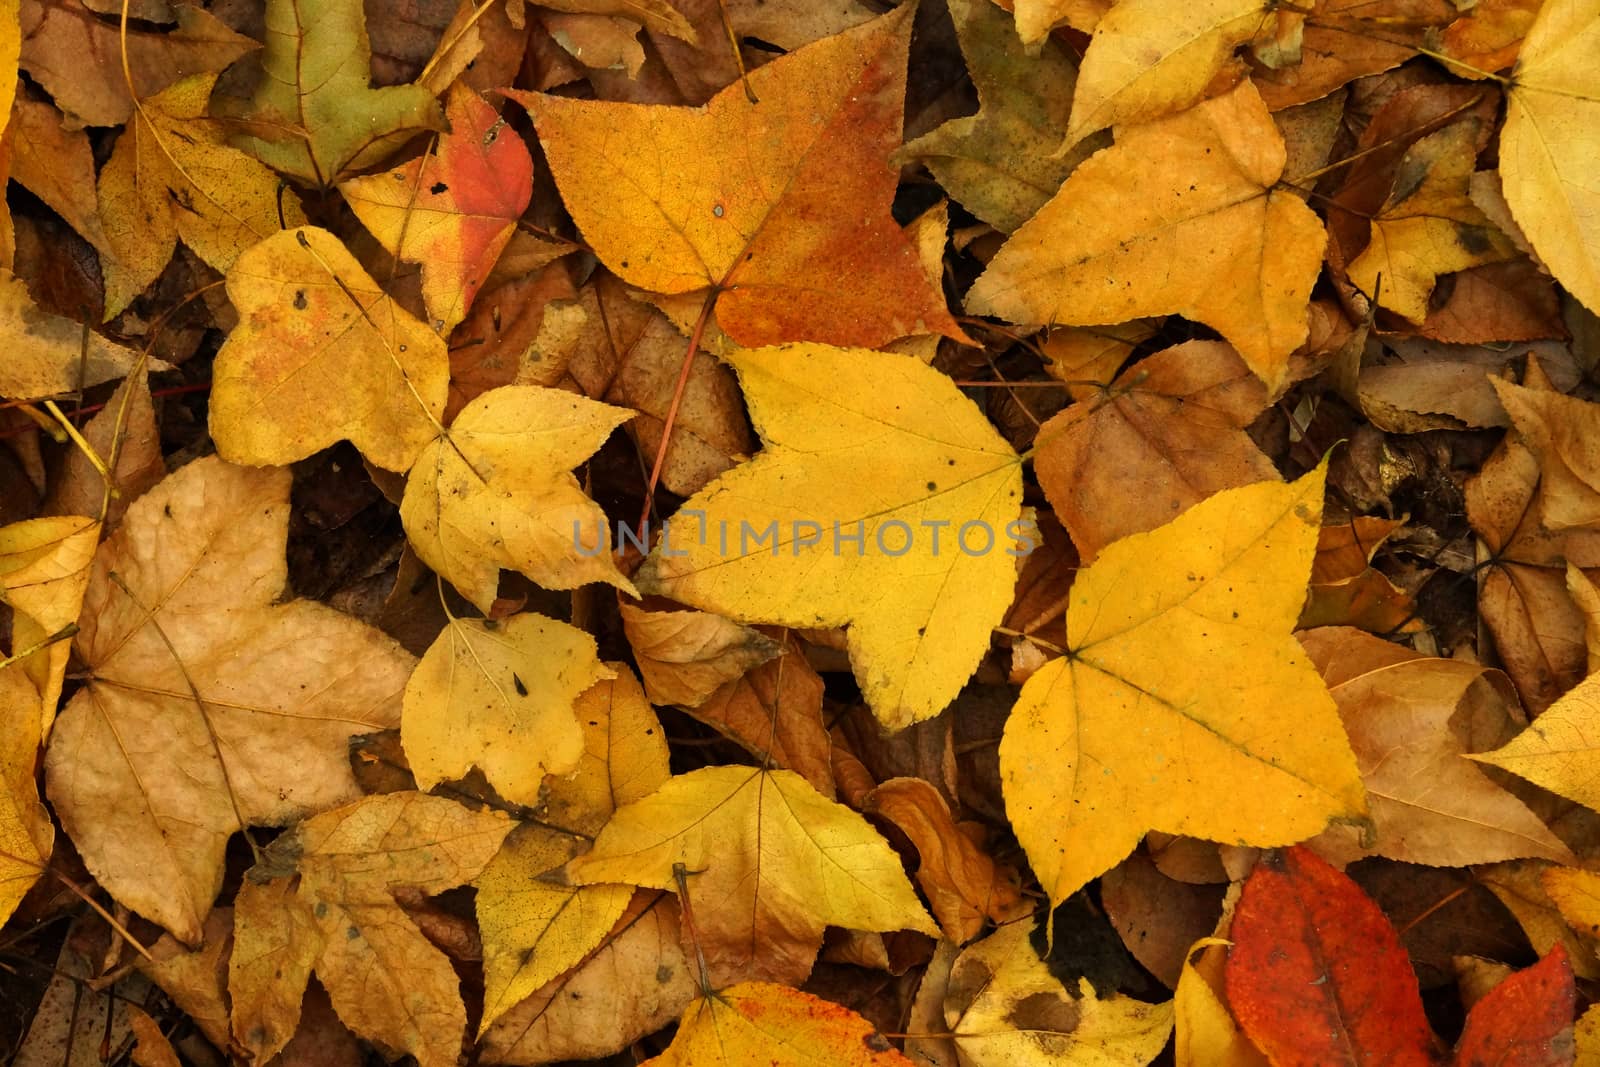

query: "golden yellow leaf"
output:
1061 0 1268 144
0 270 161 400
1579 1004 1600 1065
229 792 513 1067
566 764 937 985
1471 669 1600 812
643 982 914 1067
636 344 1024 730
1543 866 1600 940
1010 0 1112 44
0 514 98 732
1500 0 1600 312
0 664 50 928
209 225 448 473
1175 939 1269 1067
44 457 413 943
1348 120 1516 321
967 80 1325 392
999 465 1367 909
476 666 671 1034
941 919 1174 1066
1478 861 1600 981
97 73 307 319
399 384 634 614
402 612 612 805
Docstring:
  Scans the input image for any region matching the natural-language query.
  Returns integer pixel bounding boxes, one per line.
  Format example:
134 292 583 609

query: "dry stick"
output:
0 624 78 671
715 0 759 104
638 286 721 534
673 861 715 996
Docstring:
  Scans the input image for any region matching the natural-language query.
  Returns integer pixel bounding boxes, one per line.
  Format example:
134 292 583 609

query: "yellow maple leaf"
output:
0 514 99 733
565 764 938 985
999 465 1367 910
0 664 50 928
0 271 162 400
643 982 913 1067
476 666 671 1033
1499 0 1600 313
401 612 613 805
636 344 1024 730
229 792 513 1067
97 72 308 320
398 385 635 614
967 80 1325 393
210 226 448 472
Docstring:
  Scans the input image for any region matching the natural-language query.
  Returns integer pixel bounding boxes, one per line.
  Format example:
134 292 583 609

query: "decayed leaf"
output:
1225 846 1436 1066
42 369 165 526
19 0 256 127
636 344 1023 730
0 270 155 400
1500 0 1600 314
1034 340 1279 562
895 0 1087 232
968 80 1326 392
221 0 441 186
43 457 414 943
1492 377 1600 531
1250 0 1453 110
10 91 108 254
1300 626 1571 867
476 667 670 1033
0 664 50 927
1348 120 1517 321
399 384 634 614
479 890 697 1065
1300 516 1422 634
863 776 1029 943
566 764 937 985
621 602 780 708
1101 851 1227 989
511 5 965 349
941 919 1174 1066
97 73 305 320
139 907 234 1051
1000 466 1367 910
210 226 449 473
1060 0 1266 143
0 514 97 730
342 85 531 332
1175 939 1269 1067
1355 339 1579 434
645 982 913 1067
229 792 513 1067
401 612 612 805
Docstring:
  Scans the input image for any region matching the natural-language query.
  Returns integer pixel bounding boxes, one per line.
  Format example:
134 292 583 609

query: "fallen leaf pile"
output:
4 0 1600 1062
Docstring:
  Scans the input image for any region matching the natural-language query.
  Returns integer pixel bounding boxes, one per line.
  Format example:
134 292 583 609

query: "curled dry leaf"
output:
229 792 513 1067
509 5 966 349
968 80 1326 392
620 601 781 708
565 764 938 986
398 384 635 614
209 226 449 473
401 612 612 806
636 344 1024 730
1000 466 1366 911
44 457 415 943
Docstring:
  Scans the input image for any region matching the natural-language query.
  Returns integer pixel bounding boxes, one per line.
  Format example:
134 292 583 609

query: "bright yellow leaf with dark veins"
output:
635 344 1024 730
967 80 1326 394
510 5 965 349
402 613 611 806
210 226 448 473
399 385 635 614
1500 0 1600 314
566 765 938 985
1348 120 1515 322
97 73 306 320
643 982 915 1067
999 465 1366 910
1061 0 1269 145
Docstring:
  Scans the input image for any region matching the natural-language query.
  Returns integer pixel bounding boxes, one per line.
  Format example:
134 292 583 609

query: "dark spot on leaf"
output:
863 1033 892 1053
1455 222 1493 255
293 290 307 310
513 673 528 696
430 181 448 195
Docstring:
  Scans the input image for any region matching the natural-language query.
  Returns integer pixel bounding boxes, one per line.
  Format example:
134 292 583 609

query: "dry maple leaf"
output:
643 982 914 1066
401 612 613 806
0 514 98 731
209 226 449 473
1000 465 1367 911
967 79 1326 393
475 666 670 1033
508 5 966 349
97 72 306 320
0 271 162 401
398 384 635 614
636 344 1023 729
1499 0 1600 314
565 764 938 986
43 457 415 943
342 84 532 333
229 791 513 1067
